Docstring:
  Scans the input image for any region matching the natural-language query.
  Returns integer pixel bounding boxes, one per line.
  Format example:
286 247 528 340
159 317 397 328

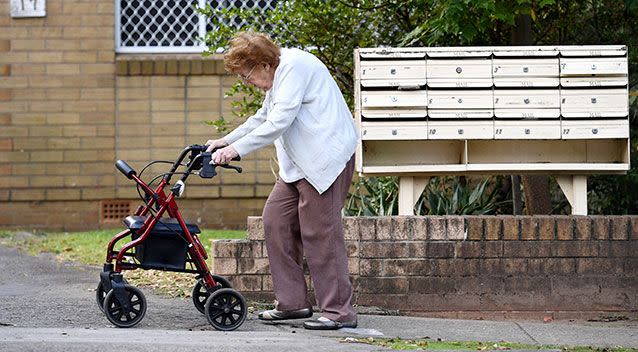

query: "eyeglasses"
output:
239 65 257 82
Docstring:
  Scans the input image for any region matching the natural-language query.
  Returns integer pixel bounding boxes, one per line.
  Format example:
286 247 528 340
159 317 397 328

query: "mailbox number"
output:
563 128 570 135
429 129 437 135
495 128 503 135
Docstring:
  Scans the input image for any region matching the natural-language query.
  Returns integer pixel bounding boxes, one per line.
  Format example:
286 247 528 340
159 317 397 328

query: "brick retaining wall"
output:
212 215 638 320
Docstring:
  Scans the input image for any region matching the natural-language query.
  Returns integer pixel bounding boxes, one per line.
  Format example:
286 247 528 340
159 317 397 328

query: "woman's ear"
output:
264 63 270 71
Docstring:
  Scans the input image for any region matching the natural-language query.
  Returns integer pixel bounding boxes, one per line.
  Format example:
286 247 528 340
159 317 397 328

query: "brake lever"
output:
219 164 242 173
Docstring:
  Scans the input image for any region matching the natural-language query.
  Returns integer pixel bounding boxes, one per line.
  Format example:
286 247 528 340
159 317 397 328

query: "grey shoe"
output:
303 316 357 330
258 307 313 321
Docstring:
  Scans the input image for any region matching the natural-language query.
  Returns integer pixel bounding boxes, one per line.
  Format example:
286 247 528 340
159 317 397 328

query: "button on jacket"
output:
223 48 358 194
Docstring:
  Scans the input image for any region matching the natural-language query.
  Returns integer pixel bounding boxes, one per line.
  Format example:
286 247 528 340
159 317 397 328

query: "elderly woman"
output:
205 31 358 330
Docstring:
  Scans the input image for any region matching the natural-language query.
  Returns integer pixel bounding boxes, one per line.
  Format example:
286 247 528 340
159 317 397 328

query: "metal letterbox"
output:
560 88 628 118
561 120 629 139
560 57 628 87
492 58 559 87
360 122 427 140
362 90 427 107
427 90 493 118
494 121 561 139
428 121 494 139
361 90 427 118
353 45 630 187
360 60 426 87
426 59 492 88
494 89 560 118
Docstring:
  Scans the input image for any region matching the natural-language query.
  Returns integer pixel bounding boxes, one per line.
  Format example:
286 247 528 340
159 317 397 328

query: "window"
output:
116 0 278 53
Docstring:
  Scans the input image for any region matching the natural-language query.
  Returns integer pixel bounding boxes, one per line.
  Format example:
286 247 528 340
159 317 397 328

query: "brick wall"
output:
0 0 116 206
212 215 638 320
0 1 273 230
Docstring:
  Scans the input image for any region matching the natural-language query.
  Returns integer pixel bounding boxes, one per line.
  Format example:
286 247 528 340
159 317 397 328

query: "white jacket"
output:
223 48 358 194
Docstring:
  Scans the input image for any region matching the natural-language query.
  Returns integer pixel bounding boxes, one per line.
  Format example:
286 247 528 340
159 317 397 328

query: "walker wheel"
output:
103 284 147 328
192 275 231 314
204 288 247 331
96 278 128 312
95 281 107 312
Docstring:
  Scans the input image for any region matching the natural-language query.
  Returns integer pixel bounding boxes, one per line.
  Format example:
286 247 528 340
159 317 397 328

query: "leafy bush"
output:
344 176 510 216
416 177 510 215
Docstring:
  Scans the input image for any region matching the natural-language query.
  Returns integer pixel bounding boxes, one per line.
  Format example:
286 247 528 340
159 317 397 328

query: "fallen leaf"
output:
543 316 553 323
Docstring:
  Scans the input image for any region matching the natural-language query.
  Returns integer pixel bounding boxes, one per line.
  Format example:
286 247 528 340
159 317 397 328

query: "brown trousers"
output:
262 156 356 322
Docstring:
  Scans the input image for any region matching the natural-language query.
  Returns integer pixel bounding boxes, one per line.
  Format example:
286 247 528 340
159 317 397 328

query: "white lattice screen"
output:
116 0 278 53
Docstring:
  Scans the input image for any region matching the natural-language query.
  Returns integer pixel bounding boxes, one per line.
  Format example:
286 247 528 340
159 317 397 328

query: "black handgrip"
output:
115 160 136 179
208 146 241 161
199 152 242 178
199 153 217 179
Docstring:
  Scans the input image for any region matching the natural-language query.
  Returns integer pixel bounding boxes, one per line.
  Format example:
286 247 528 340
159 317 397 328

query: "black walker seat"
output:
124 215 201 270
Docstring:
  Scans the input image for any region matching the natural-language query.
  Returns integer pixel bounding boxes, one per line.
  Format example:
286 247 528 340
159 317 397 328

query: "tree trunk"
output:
511 176 523 215
521 175 552 214
511 13 553 215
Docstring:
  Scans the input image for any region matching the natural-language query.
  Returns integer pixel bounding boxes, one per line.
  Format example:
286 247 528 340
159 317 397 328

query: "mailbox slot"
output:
560 57 628 76
361 90 428 118
362 90 427 108
561 119 629 139
426 59 493 88
360 60 426 87
494 89 560 118
427 90 493 118
493 58 559 87
361 90 427 118
560 88 628 118
360 122 427 140
560 57 628 87
428 121 494 139
494 121 561 139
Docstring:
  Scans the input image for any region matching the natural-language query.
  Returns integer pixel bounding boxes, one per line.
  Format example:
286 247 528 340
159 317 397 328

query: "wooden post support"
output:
398 176 428 215
556 175 588 215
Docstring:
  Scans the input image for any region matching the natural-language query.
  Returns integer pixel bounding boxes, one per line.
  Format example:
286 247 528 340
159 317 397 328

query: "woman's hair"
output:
224 31 281 73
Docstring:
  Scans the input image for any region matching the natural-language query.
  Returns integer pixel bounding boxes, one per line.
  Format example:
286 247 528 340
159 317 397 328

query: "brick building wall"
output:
213 215 638 319
0 0 272 231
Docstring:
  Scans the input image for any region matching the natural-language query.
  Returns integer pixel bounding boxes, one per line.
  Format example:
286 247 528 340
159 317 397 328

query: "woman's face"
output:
238 63 275 90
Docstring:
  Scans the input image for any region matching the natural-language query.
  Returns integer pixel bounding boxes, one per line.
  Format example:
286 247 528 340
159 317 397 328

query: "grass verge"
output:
0 228 245 298
341 337 638 352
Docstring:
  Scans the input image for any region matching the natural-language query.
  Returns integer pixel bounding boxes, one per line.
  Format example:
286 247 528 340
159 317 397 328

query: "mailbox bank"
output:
354 45 630 215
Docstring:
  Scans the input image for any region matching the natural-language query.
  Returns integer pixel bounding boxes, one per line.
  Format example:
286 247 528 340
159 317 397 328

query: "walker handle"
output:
115 160 136 179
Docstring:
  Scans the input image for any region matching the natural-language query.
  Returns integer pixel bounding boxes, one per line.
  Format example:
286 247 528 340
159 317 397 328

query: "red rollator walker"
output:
97 144 247 330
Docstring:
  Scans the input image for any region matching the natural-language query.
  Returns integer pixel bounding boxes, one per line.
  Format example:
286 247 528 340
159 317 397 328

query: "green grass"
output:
341 337 638 352
0 228 246 297
0 228 245 266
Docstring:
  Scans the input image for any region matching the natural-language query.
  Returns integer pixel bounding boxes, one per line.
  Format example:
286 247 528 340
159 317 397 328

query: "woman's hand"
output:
211 145 239 165
205 139 228 153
